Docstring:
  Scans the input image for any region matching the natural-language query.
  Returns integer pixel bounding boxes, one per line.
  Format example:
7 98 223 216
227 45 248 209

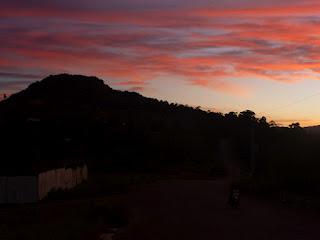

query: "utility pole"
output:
250 125 256 177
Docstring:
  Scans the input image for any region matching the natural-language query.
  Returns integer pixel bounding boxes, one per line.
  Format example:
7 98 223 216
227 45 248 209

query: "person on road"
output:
228 187 240 209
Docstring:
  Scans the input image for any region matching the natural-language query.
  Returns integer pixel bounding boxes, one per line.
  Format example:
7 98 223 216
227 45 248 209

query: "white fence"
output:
0 165 88 203
38 165 88 200
0 176 38 203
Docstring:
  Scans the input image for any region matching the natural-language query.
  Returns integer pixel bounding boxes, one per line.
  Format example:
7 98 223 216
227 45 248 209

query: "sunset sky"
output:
2 0 320 126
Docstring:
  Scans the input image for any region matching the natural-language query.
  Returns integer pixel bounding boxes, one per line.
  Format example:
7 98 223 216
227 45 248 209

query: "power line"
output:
270 92 320 112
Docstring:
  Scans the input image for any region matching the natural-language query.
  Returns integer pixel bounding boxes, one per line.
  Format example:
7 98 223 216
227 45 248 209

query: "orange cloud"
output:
191 79 250 97
2 1 320 96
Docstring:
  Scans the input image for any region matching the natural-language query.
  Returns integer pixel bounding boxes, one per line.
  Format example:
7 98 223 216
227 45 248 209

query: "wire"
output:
270 92 320 112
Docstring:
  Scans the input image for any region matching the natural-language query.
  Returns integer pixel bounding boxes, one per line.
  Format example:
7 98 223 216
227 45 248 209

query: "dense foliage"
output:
0 74 320 195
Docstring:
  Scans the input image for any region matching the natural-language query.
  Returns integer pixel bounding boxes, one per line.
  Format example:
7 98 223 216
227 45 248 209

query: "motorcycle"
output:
228 189 240 209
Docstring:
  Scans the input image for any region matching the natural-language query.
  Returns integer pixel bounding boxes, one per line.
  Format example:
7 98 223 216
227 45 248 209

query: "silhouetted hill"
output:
0 74 151 122
2 74 320 196
0 74 289 174
0 74 227 174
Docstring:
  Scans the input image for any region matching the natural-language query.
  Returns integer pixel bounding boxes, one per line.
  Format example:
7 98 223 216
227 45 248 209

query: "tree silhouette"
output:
239 110 256 122
1 74 320 197
289 122 301 129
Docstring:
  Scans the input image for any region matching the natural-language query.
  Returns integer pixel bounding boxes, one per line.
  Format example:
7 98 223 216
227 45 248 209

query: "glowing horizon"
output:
1 0 320 126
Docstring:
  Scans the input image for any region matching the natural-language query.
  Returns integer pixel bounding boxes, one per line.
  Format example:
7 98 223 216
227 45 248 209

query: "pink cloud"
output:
191 79 250 97
1 1 320 96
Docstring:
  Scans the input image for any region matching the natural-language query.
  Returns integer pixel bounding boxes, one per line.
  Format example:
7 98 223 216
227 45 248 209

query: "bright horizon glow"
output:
1 0 320 126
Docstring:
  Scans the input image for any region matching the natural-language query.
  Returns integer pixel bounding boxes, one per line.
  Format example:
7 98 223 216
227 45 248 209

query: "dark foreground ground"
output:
1 175 320 239
115 178 320 240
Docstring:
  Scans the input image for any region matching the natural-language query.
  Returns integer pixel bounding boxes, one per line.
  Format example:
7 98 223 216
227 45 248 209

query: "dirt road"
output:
115 179 320 240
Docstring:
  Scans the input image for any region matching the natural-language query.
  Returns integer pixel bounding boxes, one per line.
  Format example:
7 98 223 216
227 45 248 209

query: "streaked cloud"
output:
1 0 320 124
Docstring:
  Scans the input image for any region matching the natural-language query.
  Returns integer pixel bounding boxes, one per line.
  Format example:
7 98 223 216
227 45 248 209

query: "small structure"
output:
0 113 90 203
0 165 88 203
